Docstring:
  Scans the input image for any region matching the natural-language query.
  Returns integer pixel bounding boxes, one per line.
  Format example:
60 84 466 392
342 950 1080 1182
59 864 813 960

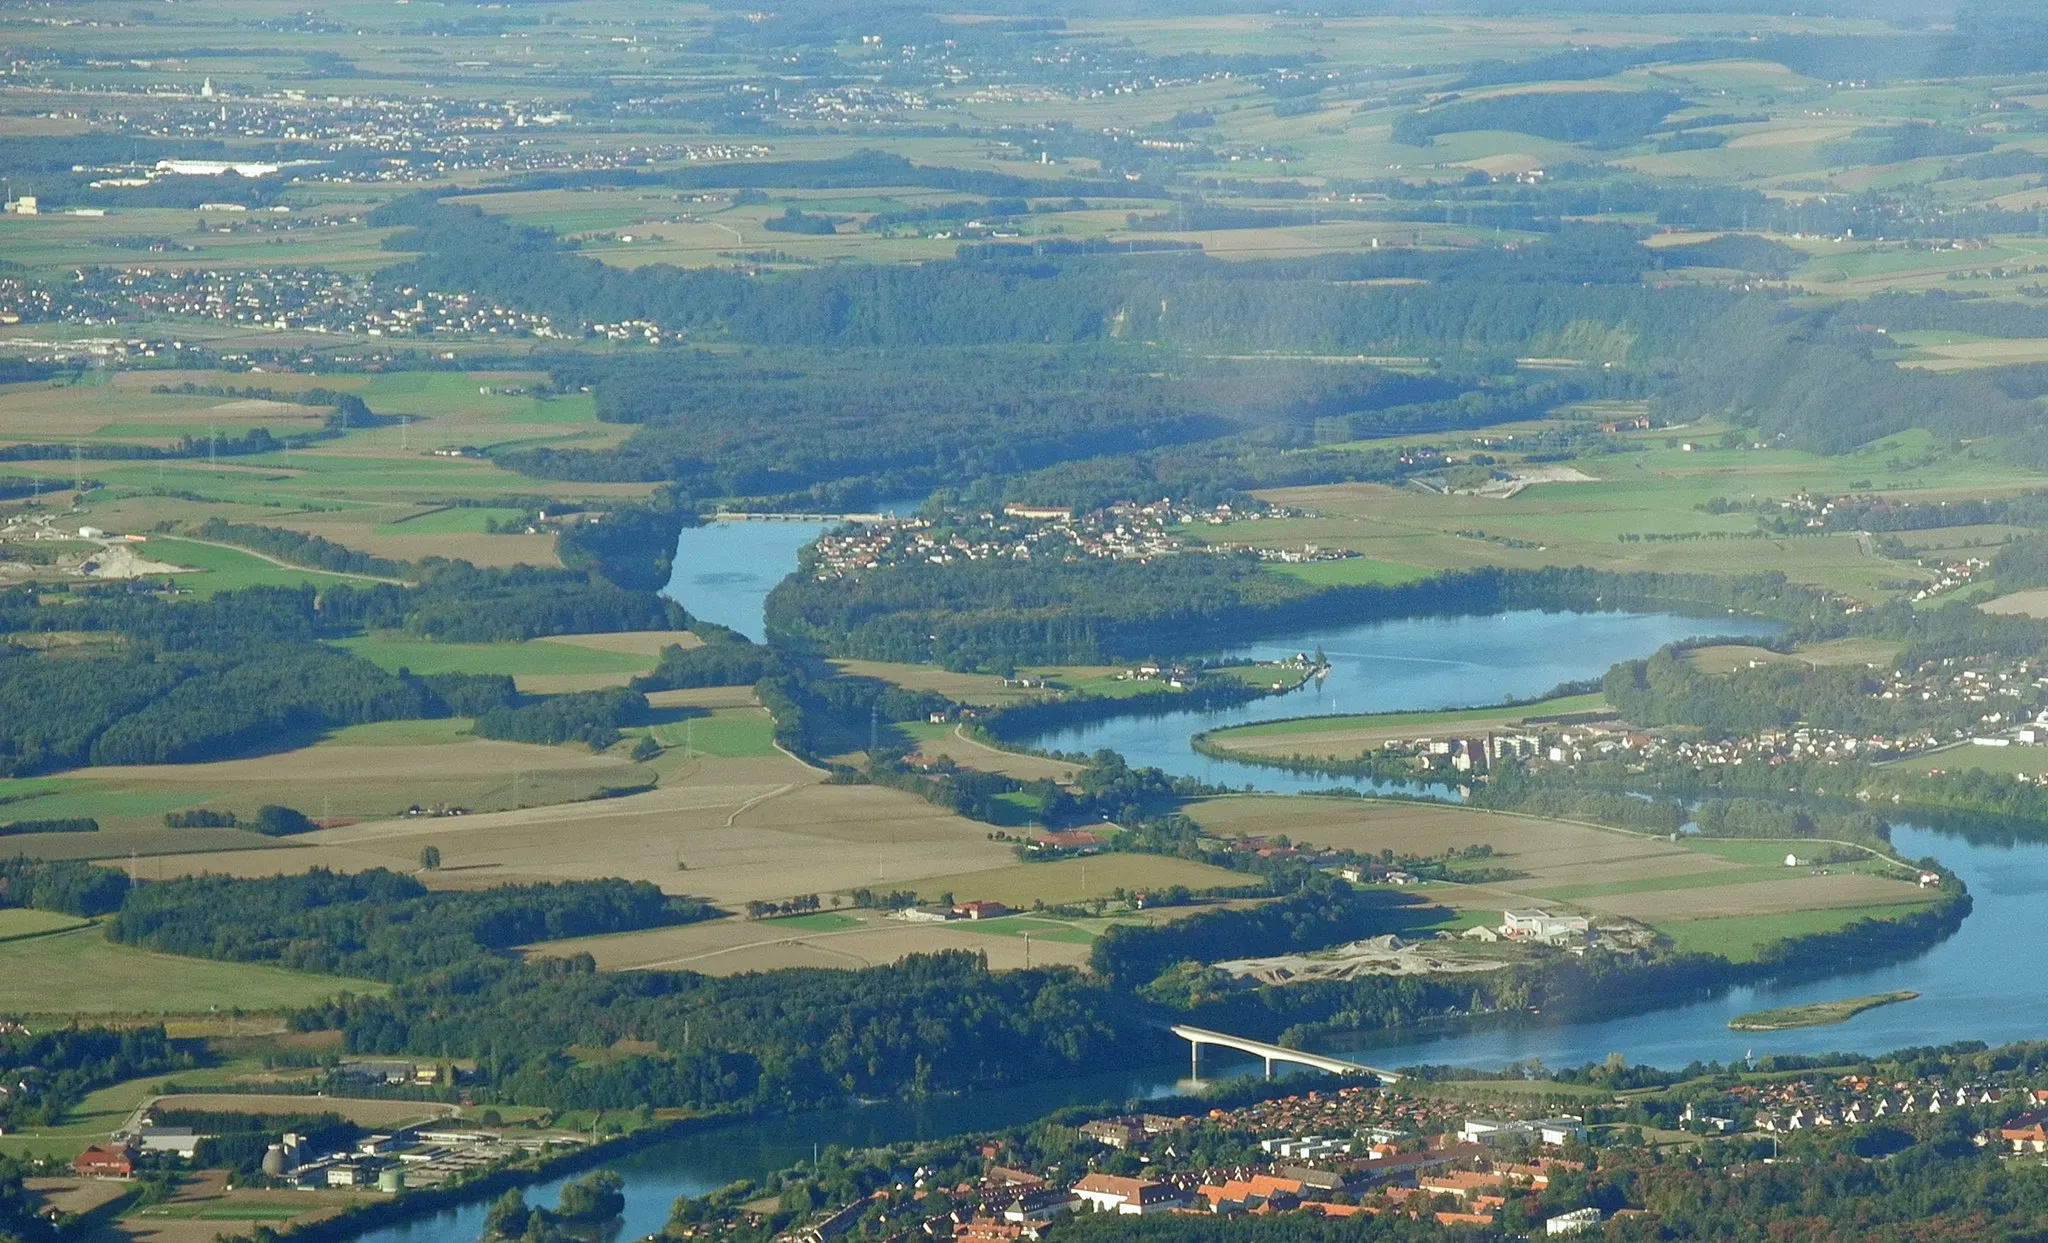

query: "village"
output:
1337 647 2048 783
805 500 1354 579
666 1061 2048 1243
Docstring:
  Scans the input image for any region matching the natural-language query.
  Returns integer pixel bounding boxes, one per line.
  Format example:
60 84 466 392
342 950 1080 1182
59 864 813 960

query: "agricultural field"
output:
0 725 656 835
1981 589 2048 619
828 659 1051 707
334 630 691 692
646 706 779 758
899 722 1084 784
1684 637 1902 675
529 869 1235 976
891 854 1247 910
119 751 1018 909
1201 692 1610 764
0 908 90 942
0 926 378 1018
1884 741 2048 778
1183 797 1938 959
1228 429 2048 601
528 908 1103 975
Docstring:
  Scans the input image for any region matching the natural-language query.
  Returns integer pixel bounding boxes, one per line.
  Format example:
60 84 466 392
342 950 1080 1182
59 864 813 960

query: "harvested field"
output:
125 753 1016 908
25 1177 129 1218
543 630 700 657
1982 588 2048 619
905 724 1083 783
1187 796 1610 859
0 827 298 863
7 735 654 832
530 909 1098 975
1584 874 1937 922
830 659 1044 706
646 686 760 710
890 855 1246 909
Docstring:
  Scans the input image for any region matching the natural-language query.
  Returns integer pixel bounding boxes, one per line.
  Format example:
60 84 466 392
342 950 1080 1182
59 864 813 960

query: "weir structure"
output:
1170 1024 1403 1082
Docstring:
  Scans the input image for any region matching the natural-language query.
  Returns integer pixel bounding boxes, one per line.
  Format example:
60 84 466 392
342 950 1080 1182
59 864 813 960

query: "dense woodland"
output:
294 950 1139 1110
0 1027 191 1132
0 541 687 774
109 870 707 981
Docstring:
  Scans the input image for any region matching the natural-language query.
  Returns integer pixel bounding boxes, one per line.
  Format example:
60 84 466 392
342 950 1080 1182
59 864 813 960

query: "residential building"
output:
1070 1174 1184 1215
73 1145 136 1178
1548 1206 1603 1235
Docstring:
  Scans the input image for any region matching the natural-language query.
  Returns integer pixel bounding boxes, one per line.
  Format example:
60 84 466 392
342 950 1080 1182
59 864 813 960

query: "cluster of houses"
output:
1753 1078 2018 1133
805 499 1276 580
756 1066 2048 1243
1910 556 1991 603
1343 648 2048 784
743 1083 1636 1243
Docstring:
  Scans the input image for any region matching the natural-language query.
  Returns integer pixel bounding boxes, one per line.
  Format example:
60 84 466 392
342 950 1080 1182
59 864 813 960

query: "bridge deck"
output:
1171 1024 1402 1082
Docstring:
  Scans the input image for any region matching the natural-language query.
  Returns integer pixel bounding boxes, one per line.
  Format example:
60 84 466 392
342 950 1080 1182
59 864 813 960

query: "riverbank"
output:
1730 991 1920 1031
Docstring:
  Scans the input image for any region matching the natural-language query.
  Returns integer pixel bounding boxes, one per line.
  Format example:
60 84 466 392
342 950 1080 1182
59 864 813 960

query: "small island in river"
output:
1730 992 1920 1031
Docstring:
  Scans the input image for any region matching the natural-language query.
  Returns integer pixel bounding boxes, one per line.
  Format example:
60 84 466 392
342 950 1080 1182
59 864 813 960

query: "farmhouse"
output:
73 1145 136 1178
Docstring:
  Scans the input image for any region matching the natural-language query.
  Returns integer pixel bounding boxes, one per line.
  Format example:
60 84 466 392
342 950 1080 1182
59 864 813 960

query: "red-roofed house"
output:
73 1145 135 1179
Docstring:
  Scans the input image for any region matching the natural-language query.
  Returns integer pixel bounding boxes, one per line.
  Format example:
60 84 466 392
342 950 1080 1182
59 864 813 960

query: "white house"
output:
1547 1207 1602 1236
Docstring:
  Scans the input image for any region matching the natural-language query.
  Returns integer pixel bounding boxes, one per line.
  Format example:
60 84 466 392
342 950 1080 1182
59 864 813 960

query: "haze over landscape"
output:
9 0 2048 1240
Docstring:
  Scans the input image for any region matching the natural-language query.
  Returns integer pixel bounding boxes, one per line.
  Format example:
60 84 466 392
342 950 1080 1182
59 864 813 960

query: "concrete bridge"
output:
1170 1024 1402 1083
709 512 896 524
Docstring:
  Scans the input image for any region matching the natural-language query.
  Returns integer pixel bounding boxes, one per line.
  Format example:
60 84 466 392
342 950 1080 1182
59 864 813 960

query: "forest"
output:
109 869 708 981
292 949 1141 1111
0 543 688 775
369 192 2048 508
1391 90 1683 148
0 1026 192 1131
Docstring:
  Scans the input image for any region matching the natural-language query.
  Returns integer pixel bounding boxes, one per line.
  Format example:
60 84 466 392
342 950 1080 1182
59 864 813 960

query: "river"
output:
1024 609 1766 797
662 519 833 643
367 528 2048 1240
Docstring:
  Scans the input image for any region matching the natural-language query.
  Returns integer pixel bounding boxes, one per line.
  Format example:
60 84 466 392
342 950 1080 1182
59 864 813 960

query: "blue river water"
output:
1026 608 1764 796
331 527 2048 1241
661 519 832 643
